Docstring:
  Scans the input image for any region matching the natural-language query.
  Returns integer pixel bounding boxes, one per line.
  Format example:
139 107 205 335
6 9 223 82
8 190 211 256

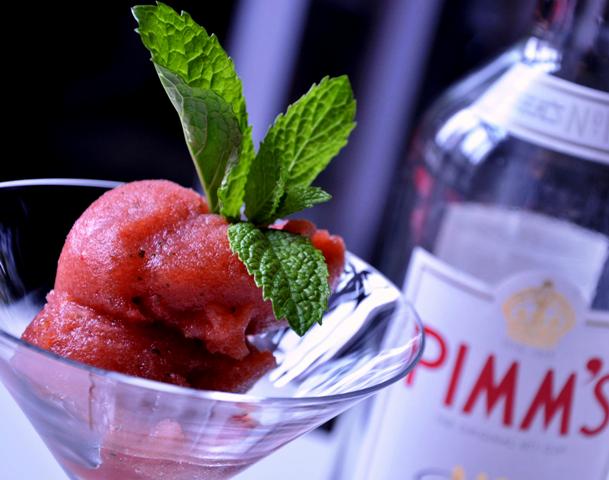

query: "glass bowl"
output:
0 179 424 480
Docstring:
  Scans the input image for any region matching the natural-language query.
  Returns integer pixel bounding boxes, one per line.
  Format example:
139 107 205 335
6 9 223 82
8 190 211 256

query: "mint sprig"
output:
134 3 356 335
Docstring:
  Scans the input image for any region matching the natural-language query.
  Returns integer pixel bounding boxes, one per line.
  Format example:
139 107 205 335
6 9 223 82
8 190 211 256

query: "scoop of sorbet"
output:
22 180 345 392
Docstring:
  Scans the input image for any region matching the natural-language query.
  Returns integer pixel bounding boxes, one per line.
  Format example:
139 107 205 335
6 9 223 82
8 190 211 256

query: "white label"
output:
352 219 609 480
470 63 609 164
434 204 609 304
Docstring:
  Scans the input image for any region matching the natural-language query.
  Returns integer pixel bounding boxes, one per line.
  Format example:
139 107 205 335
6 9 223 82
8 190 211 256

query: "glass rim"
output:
0 177 425 407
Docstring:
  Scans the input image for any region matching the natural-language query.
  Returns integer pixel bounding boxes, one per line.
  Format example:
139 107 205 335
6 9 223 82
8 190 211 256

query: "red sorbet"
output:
23 292 274 393
22 180 345 392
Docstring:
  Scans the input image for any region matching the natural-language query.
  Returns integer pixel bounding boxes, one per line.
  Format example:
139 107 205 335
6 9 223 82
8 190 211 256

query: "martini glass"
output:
0 179 424 480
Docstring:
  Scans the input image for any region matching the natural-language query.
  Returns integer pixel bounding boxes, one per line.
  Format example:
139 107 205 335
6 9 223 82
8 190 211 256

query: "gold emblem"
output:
502 280 575 348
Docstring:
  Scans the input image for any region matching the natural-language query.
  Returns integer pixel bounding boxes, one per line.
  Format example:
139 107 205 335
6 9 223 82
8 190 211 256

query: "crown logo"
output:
502 280 575 349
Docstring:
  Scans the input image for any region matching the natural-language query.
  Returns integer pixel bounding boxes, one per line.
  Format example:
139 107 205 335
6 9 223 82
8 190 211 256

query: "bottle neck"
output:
525 0 608 89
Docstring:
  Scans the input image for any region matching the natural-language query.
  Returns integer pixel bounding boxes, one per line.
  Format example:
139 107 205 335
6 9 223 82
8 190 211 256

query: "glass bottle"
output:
345 0 609 478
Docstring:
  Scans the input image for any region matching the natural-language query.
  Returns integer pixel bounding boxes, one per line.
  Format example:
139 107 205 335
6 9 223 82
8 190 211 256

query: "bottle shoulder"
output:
412 46 609 197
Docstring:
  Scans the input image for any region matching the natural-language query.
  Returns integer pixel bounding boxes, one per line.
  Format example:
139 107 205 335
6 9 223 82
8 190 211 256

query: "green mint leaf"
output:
218 128 254 219
156 66 241 212
244 136 285 225
133 2 254 215
275 186 332 219
278 75 355 188
133 3 248 130
244 76 355 224
228 223 330 336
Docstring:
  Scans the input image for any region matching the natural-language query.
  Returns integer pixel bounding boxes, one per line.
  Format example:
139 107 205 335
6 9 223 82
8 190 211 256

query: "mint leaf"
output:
156 66 242 212
244 136 286 225
133 2 254 215
275 186 332 219
228 223 330 336
218 129 254 219
278 76 355 188
244 76 355 224
133 3 248 130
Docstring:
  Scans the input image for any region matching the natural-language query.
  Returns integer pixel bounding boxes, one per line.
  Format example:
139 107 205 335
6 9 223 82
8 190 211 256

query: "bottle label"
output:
354 207 609 480
470 62 609 165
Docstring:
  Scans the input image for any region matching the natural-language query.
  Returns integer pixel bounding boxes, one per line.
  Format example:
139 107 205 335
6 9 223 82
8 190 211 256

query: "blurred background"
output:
4 0 537 266
1 1 542 478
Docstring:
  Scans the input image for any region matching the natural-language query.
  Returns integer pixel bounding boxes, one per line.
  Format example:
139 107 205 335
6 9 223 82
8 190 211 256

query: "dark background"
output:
3 0 537 261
